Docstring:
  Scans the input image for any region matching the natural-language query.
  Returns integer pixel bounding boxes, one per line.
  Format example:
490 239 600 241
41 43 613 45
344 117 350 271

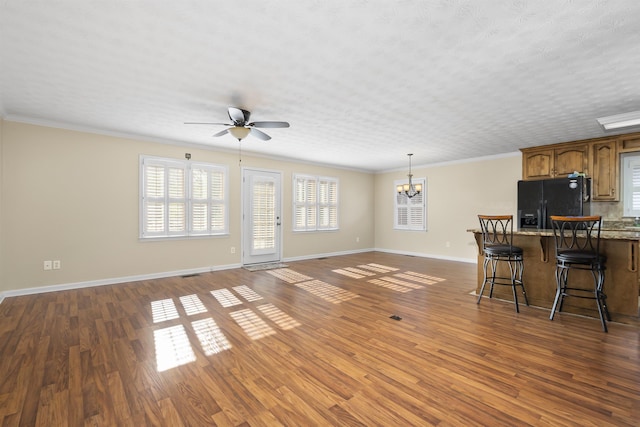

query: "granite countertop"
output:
468 228 640 241
518 229 640 240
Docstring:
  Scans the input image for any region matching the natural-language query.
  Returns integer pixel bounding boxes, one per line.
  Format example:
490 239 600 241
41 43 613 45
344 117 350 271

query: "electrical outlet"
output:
43 260 52 270
446 241 451 248
356 237 360 242
53 260 61 270
230 247 236 254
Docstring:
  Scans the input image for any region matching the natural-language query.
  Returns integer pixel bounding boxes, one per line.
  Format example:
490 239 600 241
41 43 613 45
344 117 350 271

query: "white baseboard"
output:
0 263 241 302
374 248 477 264
283 248 374 263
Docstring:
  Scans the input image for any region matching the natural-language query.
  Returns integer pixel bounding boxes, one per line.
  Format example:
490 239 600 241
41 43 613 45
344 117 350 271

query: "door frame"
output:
241 167 283 266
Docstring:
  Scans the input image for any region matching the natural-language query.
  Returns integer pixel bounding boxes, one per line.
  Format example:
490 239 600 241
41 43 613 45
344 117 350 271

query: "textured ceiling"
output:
2 0 640 172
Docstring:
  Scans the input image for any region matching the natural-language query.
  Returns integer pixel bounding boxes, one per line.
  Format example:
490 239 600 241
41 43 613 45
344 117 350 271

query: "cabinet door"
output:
591 140 619 201
523 149 554 180
554 144 589 177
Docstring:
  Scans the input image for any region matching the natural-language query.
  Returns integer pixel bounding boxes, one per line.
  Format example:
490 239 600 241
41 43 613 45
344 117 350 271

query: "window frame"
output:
139 155 229 239
622 153 640 218
394 177 427 231
292 174 339 232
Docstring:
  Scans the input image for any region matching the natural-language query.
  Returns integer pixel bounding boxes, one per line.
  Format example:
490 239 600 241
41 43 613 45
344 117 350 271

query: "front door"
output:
242 168 282 265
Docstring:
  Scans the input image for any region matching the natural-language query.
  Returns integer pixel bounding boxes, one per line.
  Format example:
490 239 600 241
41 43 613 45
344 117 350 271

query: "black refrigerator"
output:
517 177 591 230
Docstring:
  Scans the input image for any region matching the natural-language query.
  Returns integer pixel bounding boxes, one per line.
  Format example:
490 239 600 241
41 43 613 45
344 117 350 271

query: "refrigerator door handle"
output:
541 201 547 230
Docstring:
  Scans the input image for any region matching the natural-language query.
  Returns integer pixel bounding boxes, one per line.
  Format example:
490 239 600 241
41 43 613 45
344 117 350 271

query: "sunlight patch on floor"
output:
295 280 359 303
154 325 196 372
401 271 446 284
192 318 232 355
358 264 399 273
266 268 313 283
376 276 425 290
179 294 208 316
211 289 243 307
150 288 296 370
257 303 301 330
332 268 366 279
151 298 180 323
233 285 264 302
230 309 276 340
333 267 378 279
367 278 413 292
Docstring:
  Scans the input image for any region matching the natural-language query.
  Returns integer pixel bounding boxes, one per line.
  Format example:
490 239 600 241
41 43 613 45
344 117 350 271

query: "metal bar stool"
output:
477 215 529 312
549 215 610 332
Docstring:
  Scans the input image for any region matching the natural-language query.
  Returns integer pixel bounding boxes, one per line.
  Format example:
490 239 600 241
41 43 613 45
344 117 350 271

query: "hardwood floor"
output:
0 252 638 426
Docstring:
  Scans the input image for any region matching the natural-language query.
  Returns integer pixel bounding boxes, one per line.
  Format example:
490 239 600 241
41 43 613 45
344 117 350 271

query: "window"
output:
140 156 228 238
394 178 427 231
293 174 338 231
622 154 640 217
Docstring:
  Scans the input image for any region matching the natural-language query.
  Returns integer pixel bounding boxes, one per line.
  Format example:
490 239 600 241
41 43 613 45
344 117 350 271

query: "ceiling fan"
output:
185 107 290 141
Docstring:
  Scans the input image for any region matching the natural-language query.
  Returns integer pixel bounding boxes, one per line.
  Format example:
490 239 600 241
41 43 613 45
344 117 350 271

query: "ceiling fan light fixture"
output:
228 126 251 140
185 107 289 141
596 110 640 131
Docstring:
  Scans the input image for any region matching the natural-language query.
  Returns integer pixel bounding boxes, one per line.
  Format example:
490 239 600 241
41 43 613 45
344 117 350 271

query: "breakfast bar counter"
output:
469 228 640 323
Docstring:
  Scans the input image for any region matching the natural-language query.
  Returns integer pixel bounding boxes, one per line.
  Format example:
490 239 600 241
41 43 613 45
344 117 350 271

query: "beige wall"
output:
0 119 4 291
0 119 526 296
0 121 375 294
374 154 522 262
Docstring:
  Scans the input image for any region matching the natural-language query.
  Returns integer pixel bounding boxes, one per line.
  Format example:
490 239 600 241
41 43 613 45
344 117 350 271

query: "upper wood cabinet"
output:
591 139 619 201
521 144 588 180
522 148 553 179
618 134 640 153
520 132 640 202
554 144 589 177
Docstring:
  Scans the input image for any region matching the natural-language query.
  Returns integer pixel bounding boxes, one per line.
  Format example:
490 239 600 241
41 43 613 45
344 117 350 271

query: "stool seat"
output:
477 215 528 313
484 244 523 256
550 215 610 332
556 250 605 264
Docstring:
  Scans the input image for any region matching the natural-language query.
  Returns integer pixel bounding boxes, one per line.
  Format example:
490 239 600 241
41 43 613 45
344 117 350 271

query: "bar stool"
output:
549 215 610 332
477 215 529 312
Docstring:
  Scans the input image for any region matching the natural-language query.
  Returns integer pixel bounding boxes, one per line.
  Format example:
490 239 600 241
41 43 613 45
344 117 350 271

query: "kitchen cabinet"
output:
522 148 553 179
618 134 640 153
521 131 640 203
591 139 619 201
521 144 588 180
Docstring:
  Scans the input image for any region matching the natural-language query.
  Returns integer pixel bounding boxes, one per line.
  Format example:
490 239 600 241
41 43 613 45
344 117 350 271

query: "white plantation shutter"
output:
190 165 227 235
396 193 409 227
293 175 338 231
623 155 640 217
394 178 426 231
168 167 186 233
191 167 208 232
318 178 338 229
144 164 166 233
142 158 186 237
305 178 317 229
209 169 226 232
140 156 228 238
251 177 276 252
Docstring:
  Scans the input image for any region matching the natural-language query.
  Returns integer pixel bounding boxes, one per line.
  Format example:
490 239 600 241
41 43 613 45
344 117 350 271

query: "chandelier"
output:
396 153 422 198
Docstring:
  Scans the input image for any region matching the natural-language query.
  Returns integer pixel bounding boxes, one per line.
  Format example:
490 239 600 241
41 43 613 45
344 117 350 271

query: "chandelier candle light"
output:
397 153 422 198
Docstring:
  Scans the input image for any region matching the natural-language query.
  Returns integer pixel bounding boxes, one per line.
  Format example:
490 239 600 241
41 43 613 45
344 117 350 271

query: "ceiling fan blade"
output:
228 107 250 125
250 128 271 141
212 129 229 137
184 122 231 126
248 121 290 128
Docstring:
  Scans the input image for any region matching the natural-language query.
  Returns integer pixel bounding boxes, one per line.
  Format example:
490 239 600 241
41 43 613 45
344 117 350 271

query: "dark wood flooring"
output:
0 252 638 426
